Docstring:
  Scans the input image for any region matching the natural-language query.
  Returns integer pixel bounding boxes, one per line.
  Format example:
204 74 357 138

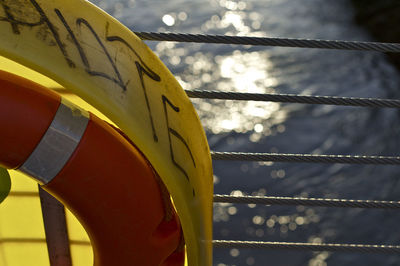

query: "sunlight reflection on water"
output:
158 41 288 135
152 0 289 137
90 0 400 265
183 50 285 135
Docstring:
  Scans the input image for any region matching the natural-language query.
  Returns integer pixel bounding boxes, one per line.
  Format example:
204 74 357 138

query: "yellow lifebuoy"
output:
0 69 186 265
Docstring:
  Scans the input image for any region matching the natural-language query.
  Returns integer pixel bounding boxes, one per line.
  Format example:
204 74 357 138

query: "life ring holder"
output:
0 0 213 265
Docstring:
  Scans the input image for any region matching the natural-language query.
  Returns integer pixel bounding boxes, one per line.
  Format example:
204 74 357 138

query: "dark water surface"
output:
91 0 400 265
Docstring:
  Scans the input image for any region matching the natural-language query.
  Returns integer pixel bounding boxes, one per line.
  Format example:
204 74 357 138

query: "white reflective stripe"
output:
19 98 89 185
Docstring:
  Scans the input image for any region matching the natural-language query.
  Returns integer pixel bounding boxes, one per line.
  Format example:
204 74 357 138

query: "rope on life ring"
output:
0 70 185 266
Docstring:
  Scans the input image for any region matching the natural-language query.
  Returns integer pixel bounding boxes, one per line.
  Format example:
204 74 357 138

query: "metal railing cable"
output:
211 151 400 165
135 32 400 256
212 240 400 254
185 90 400 108
135 32 400 53
214 194 400 209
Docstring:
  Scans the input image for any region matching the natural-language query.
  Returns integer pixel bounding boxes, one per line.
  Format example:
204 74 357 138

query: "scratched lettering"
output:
0 1 198 196
106 35 161 142
55 10 127 92
0 0 75 67
1 1 163 140
162 95 196 196
0 1 21 34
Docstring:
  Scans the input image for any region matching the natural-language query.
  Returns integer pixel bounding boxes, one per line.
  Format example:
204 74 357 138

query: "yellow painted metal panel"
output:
0 172 49 266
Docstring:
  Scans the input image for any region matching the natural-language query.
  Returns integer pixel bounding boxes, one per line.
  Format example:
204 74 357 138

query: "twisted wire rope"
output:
135 32 400 53
212 240 400 253
135 31 400 255
214 194 400 209
211 152 400 165
186 90 400 108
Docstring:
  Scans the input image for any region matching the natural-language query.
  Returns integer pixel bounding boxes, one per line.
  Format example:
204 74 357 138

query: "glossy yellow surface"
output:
0 2 212 263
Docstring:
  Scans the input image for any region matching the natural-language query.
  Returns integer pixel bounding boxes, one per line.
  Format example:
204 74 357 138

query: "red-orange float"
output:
0 70 184 266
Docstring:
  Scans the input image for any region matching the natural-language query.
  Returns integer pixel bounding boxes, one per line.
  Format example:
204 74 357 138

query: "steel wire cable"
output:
134 32 400 53
213 194 400 209
211 152 400 165
134 31 400 257
212 240 400 254
185 90 400 108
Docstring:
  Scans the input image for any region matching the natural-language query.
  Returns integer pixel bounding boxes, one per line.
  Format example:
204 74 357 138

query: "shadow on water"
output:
92 0 400 265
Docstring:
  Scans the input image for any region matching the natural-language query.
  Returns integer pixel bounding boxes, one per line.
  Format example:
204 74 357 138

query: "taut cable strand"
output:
212 240 400 254
134 32 400 53
211 152 400 165
185 90 400 108
134 31 400 258
213 194 400 209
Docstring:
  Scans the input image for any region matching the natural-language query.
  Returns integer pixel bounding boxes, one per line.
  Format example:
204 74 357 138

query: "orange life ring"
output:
0 70 185 266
